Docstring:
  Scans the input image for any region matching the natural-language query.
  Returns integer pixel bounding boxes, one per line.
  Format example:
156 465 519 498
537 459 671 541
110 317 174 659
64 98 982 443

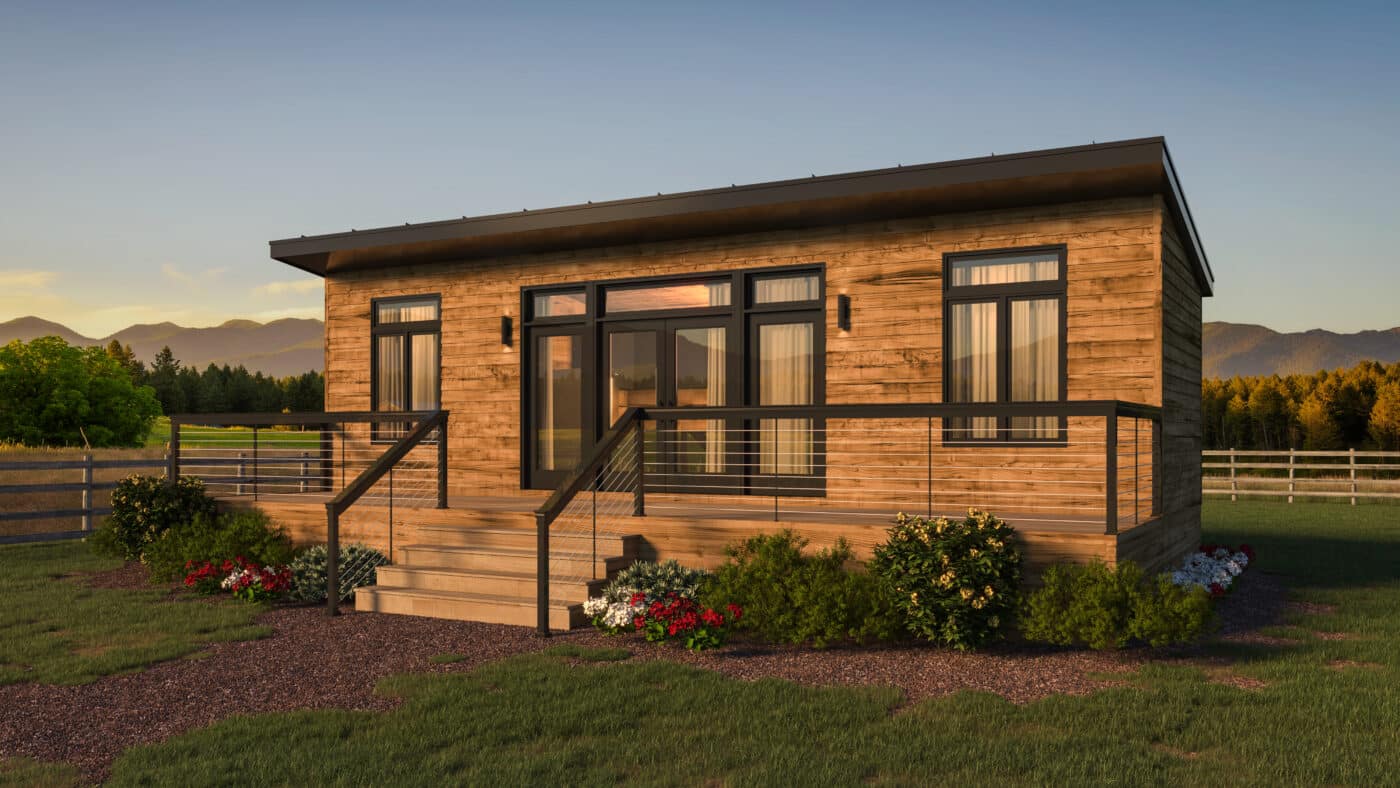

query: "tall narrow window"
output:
372 295 441 440
943 249 1065 442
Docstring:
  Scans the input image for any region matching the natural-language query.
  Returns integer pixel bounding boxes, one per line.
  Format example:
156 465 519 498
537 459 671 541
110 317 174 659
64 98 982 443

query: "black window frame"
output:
941 245 1068 445
370 293 442 443
520 263 826 490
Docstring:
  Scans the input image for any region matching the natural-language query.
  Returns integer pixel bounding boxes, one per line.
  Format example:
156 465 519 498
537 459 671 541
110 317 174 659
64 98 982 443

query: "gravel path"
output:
0 565 1290 782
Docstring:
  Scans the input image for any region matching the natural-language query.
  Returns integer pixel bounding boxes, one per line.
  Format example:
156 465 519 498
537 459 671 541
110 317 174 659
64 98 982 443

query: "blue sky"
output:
2 0 1397 338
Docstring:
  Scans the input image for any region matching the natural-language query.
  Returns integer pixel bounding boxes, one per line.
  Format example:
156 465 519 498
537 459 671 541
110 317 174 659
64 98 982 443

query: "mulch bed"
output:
0 564 1298 782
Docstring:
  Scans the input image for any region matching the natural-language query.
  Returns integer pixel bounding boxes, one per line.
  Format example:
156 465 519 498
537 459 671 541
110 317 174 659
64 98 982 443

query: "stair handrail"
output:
324 410 449 615
532 407 645 635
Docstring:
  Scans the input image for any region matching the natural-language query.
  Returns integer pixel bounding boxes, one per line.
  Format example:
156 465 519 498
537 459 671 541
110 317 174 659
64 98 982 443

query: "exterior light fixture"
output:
501 316 513 347
837 294 851 331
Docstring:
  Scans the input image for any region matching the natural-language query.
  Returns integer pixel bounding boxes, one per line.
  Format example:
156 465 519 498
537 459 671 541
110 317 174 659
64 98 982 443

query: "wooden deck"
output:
222 490 1185 578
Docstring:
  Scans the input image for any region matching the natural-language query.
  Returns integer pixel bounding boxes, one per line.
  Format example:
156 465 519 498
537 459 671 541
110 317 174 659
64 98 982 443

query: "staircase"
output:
354 522 640 630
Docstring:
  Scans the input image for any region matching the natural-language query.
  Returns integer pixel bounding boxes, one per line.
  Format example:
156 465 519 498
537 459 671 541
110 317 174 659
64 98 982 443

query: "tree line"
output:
0 335 325 448
1203 360 1400 452
104 341 324 415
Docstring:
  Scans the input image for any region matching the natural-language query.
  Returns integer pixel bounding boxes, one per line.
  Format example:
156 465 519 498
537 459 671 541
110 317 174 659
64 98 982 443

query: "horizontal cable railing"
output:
171 410 449 612
534 401 1160 635
1204 448 1400 504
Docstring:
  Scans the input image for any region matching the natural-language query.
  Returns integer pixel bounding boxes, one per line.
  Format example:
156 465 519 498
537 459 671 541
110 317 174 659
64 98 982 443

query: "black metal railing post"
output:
437 414 449 509
633 420 646 516
325 504 340 616
252 427 259 502
926 416 933 518
1105 410 1119 535
1152 417 1163 516
535 512 550 637
320 424 334 492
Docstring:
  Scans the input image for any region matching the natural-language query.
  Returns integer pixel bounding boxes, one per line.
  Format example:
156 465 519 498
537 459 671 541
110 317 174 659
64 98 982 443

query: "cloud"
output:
253 279 324 297
0 269 58 290
161 263 197 288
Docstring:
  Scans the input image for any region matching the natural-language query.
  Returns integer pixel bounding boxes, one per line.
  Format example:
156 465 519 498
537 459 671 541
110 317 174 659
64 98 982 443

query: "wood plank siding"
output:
318 195 1196 567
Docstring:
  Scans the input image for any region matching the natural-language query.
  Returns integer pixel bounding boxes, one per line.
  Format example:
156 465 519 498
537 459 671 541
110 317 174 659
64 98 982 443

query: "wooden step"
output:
374 564 606 602
416 524 640 557
399 544 629 577
354 586 583 630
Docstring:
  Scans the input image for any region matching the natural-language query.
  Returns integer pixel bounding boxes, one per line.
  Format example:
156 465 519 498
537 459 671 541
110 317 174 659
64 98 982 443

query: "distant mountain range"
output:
4 315 1398 380
0 316 324 377
1204 322 1400 378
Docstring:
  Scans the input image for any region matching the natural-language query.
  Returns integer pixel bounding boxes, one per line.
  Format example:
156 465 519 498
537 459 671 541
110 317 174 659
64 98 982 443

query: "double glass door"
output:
605 317 738 491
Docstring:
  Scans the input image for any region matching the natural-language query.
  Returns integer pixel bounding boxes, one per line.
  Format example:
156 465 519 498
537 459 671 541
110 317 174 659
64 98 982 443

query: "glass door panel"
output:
673 325 728 474
534 333 584 475
607 328 659 427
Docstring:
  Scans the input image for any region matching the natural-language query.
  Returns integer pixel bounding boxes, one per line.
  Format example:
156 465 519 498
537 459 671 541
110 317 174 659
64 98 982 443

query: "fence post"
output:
1229 448 1237 502
167 418 180 480
236 452 247 496
1288 448 1295 504
1350 447 1357 506
300 452 309 493
81 453 94 532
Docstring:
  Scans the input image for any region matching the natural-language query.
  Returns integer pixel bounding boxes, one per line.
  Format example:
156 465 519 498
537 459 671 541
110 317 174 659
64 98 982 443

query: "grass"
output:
0 541 270 686
89 499 1400 784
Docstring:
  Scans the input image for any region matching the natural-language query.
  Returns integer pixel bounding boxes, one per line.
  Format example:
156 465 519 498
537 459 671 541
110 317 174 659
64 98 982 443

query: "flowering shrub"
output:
1169 544 1255 597
183 557 291 603
143 510 294 583
220 558 292 603
582 591 741 652
868 510 1022 651
101 475 217 560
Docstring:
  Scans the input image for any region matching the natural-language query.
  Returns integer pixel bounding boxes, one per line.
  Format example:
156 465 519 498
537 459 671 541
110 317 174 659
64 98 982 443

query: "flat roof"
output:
270 137 1213 295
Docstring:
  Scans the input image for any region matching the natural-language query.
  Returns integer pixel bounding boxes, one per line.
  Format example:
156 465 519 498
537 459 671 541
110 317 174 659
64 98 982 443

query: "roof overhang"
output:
270 137 1213 295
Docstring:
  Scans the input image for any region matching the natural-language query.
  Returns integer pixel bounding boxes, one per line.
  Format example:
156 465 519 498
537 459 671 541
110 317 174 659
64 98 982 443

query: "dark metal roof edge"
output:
1158 141 1214 296
268 137 1166 251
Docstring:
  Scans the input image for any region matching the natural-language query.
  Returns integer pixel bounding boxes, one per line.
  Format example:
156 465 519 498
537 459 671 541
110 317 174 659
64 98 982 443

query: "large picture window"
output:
943 248 1066 441
372 295 441 440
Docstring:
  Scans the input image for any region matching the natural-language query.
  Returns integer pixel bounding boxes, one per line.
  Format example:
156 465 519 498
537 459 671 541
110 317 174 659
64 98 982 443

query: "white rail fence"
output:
1203 449 1400 504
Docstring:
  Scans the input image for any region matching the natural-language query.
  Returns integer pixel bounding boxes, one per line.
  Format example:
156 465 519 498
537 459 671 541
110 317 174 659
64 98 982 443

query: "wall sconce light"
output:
501 316 513 347
837 295 851 331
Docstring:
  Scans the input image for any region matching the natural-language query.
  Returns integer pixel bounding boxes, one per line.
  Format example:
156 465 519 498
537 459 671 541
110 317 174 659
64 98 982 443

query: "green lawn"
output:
143 415 323 450
5 501 1399 784
0 541 270 686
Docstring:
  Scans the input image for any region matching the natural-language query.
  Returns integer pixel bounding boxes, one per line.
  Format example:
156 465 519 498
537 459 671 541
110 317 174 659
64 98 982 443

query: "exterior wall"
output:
323 196 1178 544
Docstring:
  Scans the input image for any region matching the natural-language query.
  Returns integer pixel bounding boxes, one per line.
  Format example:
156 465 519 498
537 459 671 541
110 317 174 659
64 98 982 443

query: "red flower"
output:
726 603 743 621
1209 582 1225 597
629 592 647 607
701 609 724 627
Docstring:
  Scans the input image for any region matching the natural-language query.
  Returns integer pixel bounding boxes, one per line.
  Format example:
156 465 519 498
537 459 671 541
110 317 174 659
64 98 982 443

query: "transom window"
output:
943 248 1065 442
372 295 441 440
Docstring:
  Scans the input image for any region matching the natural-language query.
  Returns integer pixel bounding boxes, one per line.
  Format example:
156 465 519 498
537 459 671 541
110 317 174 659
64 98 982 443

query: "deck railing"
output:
170 410 449 612
534 400 1161 635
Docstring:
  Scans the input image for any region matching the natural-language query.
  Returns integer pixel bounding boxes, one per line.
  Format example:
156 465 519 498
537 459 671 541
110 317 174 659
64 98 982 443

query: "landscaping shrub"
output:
603 559 710 604
99 475 217 560
701 530 900 647
288 544 389 603
142 510 295 582
1021 560 1215 649
182 557 292 602
868 510 1022 651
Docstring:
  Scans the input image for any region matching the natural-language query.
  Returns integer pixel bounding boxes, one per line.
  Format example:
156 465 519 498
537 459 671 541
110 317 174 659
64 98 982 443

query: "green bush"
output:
289 544 389 603
100 475 217 560
1021 560 1214 649
702 531 900 647
868 510 1022 651
142 509 295 582
601 559 710 604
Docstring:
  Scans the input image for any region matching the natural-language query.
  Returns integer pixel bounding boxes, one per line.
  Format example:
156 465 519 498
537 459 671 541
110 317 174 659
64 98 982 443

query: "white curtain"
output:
410 334 438 410
1011 299 1059 438
950 255 1058 287
949 303 997 438
377 300 438 323
703 327 726 473
376 335 405 411
759 322 813 475
754 275 819 304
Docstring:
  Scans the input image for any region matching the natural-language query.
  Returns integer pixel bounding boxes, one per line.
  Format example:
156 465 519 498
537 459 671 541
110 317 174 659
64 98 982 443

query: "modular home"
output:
178 137 1212 630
